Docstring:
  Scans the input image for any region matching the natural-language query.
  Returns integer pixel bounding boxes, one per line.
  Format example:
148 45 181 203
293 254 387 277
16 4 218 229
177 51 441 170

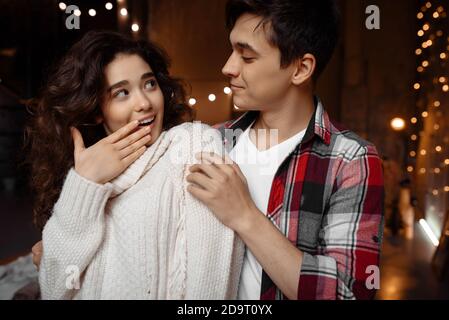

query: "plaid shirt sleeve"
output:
298 144 384 300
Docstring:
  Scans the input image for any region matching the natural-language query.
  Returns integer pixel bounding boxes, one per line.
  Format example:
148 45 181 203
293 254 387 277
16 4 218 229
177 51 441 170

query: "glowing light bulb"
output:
132 23 139 32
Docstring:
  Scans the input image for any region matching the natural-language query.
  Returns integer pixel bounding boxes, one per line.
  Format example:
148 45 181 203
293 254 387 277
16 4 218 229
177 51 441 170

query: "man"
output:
186 0 384 300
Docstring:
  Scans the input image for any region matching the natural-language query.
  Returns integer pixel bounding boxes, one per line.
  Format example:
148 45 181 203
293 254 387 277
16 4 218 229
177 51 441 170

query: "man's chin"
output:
233 103 256 111
232 98 252 111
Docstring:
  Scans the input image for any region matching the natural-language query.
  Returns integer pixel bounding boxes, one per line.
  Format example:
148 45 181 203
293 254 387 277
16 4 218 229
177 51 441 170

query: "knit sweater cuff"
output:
52 168 114 229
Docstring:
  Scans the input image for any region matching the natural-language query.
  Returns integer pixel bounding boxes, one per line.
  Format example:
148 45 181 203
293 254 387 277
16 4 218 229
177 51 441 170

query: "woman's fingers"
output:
31 241 43 270
71 127 85 156
114 125 151 150
121 145 147 167
104 120 139 144
119 133 152 159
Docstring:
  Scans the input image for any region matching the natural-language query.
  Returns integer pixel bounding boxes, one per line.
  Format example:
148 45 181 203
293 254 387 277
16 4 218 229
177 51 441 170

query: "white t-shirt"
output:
229 124 306 300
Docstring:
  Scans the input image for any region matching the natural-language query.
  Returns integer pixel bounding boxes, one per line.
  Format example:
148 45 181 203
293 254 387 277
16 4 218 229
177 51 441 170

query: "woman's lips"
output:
138 118 155 127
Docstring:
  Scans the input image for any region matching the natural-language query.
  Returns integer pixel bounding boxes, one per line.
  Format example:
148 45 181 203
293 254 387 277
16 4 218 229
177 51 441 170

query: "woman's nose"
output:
135 91 151 112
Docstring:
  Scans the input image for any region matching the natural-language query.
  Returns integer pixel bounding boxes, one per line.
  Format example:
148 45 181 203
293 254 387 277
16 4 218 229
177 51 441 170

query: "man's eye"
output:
114 89 128 98
145 79 157 90
242 57 255 62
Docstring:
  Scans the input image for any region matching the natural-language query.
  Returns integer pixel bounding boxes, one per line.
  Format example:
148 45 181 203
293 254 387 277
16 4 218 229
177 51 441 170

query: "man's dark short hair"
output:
226 0 340 80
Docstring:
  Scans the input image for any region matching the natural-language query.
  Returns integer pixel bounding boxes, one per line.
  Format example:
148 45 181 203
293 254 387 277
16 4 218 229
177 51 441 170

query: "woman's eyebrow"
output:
107 80 128 92
141 72 155 79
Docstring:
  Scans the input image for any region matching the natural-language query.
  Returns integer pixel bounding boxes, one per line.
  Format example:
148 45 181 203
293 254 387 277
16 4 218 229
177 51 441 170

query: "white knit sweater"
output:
39 122 244 300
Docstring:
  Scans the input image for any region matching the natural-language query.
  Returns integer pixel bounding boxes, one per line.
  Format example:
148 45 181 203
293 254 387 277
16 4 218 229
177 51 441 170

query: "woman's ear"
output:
291 53 316 86
95 115 104 124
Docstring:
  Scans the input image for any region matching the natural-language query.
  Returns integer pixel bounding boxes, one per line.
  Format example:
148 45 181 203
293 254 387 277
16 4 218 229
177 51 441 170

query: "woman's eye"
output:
144 79 157 90
114 89 128 98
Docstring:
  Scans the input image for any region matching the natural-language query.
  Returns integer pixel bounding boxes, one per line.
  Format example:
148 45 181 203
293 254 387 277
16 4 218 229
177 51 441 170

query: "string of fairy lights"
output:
411 0 449 245
56 1 235 111
58 1 140 33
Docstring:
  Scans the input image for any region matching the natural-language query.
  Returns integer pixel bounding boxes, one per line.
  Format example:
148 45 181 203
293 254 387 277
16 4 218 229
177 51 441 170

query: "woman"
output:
26 31 243 299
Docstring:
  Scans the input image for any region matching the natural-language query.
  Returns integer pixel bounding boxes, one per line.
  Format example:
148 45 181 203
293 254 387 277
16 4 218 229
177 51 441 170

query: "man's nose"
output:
222 52 240 78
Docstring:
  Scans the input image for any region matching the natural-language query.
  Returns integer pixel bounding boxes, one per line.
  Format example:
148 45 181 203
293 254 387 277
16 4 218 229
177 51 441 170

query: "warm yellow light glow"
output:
88 9 96 16
436 146 442 152
416 48 422 55
420 168 426 174
120 8 128 16
418 30 424 37
420 149 427 155
445 159 449 165
434 124 440 130
426 2 432 9
407 166 414 173
437 6 444 13
444 186 449 192
411 117 418 124
224 87 232 95
105 3 113 10
414 83 421 90
208 94 216 102
422 111 428 117
131 24 139 32
440 52 447 59
443 84 449 92
433 11 440 18
439 76 447 83
434 168 441 174
390 117 405 131
434 100 441 107
419 219 439 246
417 12 424 19
59 2 67 10
74 9 81 16
411 134 417 141
422 60 429 67
188 98 197 106
417 66 424 73
432 189 439 195
423 23 430 31
410 151 416 157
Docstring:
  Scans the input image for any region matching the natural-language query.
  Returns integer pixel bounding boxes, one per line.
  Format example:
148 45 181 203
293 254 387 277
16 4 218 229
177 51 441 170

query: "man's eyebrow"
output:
107 72 155 92
235 42 259 55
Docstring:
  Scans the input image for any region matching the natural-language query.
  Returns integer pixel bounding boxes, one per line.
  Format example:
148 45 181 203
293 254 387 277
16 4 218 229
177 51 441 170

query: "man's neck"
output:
250 91 315 150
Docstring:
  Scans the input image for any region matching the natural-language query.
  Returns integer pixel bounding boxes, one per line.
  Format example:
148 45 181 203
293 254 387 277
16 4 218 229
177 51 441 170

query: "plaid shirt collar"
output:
222 96 332 148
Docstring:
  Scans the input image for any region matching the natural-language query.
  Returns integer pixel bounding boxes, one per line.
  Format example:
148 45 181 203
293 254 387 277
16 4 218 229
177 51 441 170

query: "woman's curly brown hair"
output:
24 30 193 231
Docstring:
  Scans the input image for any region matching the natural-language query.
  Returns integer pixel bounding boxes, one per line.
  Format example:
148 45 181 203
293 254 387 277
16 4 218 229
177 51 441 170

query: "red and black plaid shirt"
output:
214 97 384 300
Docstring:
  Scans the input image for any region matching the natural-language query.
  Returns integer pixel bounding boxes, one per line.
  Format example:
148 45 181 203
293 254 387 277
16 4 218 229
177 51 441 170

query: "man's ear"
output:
291 53 316 86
